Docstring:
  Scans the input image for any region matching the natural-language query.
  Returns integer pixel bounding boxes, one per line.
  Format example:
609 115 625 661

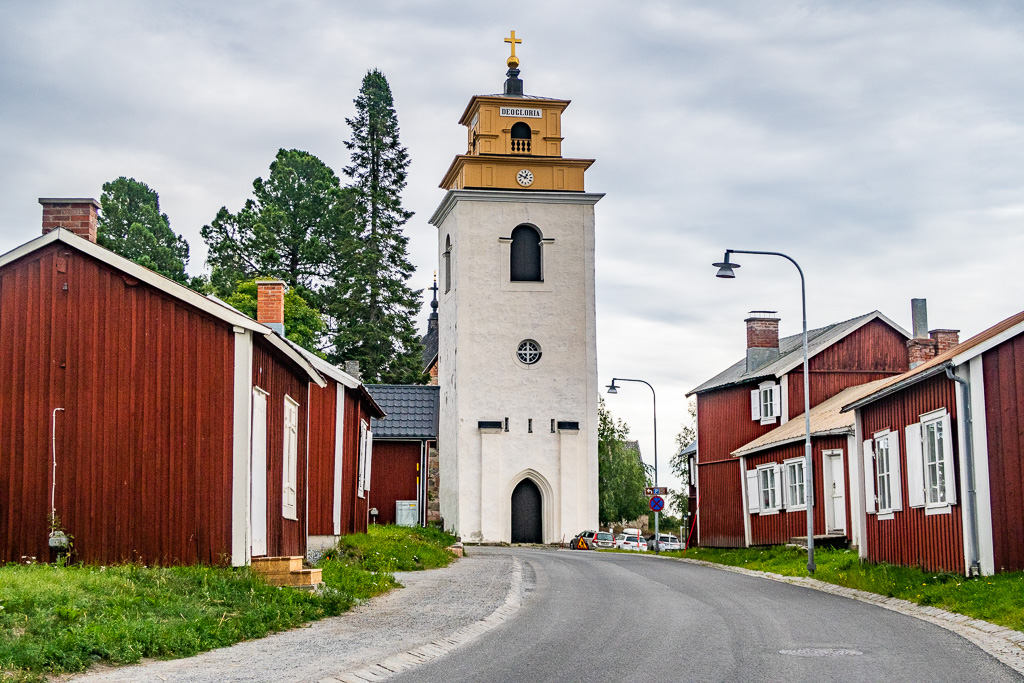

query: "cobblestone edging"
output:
322 556 524 683
672 555 1024 675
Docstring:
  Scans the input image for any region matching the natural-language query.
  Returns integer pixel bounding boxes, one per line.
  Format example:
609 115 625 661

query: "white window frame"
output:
919 408 955 512
872 429 902 517
751 381 781 425
357 420 368 499
282 395 299 521
754 463 783 515
783 457 807 510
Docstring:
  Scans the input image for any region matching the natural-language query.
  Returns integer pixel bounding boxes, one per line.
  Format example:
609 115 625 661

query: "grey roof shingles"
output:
687 311 909 396
366 385 439 440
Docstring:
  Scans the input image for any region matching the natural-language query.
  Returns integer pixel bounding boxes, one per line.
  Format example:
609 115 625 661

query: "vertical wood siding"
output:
788 319 908 412
369 441 421 525
860 374 964 573
746 436 847 545
306 381 338 536
983 335 1024 572
0 245 234 565
251 341 309 558
339 389 369 535
695 459 745 547
697 385 779 464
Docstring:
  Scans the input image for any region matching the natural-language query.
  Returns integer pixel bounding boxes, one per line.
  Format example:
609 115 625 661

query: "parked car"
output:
571 530 615 550
646 533 681 552
615 533 647 551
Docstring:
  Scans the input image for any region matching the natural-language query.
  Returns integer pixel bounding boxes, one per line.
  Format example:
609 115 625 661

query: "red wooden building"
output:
687 310 909 547
365 385 439 527
844 310 1024 576
0 200 326 566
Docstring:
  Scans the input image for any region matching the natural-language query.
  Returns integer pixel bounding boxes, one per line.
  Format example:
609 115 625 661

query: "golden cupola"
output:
439 31 594 192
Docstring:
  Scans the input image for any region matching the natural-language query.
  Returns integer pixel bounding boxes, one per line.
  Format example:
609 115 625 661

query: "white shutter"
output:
750 390 761 421
771 386 782 420
941 414 956 505
282 396 299 520
905 423 925 508
364 430 374 493
780 463 790 509
863 440 876 514
746 469 760 513
357 421 367 499
774 464 782 507
888 431 902 511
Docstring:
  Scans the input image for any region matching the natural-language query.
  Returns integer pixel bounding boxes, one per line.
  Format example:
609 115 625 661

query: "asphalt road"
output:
391 547 1020 683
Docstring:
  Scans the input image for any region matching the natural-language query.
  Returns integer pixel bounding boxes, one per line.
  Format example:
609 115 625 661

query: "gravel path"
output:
70 551 519 683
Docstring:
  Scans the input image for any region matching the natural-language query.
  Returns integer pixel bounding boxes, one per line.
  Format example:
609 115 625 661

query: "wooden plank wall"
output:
696 384 779 464
306 380 338 536
745 436 846 545
251 341 309 558
694 459 745 547
860 373 964 573
369 441 421 525
983 335 1024 572
788 319 909 411
339 388 370 536
0 245 234 565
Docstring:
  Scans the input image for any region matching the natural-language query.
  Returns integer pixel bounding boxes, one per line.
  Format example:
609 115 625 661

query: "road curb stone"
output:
324 555 524 682
669 554 1024 675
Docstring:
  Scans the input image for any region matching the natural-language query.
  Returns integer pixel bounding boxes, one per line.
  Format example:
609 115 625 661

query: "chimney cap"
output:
39 197 101 208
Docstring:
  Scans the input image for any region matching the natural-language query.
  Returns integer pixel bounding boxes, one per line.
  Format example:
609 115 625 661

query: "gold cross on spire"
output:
505 30 522 68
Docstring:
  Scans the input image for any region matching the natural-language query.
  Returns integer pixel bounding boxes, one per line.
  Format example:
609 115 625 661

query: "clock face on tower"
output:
516 169 534 187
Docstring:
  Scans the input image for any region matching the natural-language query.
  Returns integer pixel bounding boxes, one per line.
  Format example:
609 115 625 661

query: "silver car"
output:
647 533 681 551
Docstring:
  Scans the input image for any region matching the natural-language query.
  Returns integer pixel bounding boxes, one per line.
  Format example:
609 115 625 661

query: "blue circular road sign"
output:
649 495 665 512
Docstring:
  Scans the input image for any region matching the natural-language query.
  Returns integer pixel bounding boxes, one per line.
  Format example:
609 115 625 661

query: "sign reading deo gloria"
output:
500 106 542 118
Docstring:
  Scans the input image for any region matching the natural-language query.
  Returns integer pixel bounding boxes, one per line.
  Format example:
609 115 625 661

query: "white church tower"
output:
428 32 601 543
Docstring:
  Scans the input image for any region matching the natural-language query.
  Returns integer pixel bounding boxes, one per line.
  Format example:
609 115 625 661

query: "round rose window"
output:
517 339 542 364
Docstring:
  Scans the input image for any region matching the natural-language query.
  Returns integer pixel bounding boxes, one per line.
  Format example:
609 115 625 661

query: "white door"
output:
251 388 268 556
827 452 846 533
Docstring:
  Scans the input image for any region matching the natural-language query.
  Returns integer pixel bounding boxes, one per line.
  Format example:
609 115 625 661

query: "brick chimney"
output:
930 329 960 355
39 198 100 243
905 299 960 368
745 311 780 373
256 280 286 336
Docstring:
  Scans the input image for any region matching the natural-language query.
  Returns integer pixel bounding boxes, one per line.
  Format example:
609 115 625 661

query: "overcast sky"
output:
3 1 1023 499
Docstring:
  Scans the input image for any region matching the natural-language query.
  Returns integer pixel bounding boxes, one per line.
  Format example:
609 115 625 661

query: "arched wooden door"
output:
510 479 543 543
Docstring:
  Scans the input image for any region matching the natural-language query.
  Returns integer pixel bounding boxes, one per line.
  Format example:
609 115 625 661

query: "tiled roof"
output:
687 311 908 396
732 379 890 457
842 309 1024 413
366 385 439 439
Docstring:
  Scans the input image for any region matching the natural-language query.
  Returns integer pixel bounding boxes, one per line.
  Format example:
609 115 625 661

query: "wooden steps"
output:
250 556 323 588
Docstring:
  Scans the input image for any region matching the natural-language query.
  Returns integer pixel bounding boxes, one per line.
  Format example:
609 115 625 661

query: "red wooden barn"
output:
0 200 326 566
687 310 909 547
844 309 1024 576
364 385 439 527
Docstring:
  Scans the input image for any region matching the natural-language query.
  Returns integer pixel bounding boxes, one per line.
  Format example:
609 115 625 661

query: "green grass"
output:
676 545 1024 632
0 525 458 681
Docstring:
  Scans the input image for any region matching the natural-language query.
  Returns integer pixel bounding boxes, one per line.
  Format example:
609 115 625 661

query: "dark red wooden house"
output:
0 200 325 566
365 385 439 527
844 310 1024 576
687 310 909 547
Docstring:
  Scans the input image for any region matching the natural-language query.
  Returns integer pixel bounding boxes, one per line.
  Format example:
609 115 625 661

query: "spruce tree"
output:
329 69 424 383
97 177 191 284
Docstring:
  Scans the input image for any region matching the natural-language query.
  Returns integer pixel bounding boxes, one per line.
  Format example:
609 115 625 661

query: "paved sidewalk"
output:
71 551 521 683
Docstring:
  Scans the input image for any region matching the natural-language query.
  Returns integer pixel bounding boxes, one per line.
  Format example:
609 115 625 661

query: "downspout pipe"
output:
945 363 981 576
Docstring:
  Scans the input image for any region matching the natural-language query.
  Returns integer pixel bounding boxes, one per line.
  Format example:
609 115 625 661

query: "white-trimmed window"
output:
865 429 901 516
282 395 299 520
750 381 781 425
905 409 955 511
747 464 783 515
783 457 806 509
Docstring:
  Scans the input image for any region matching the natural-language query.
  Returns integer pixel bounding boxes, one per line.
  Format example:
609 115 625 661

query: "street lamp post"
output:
713 249 816 574
606 377 660 555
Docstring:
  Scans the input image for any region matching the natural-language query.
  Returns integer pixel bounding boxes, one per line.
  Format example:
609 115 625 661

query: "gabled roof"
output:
842 309 1024 413
687 311 909 396
1 229 325 387
732 379 890 457
365 385 439 439
279 336 385 417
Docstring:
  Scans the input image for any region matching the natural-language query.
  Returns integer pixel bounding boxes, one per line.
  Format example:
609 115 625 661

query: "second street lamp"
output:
713 248 816 574
606 377 660 555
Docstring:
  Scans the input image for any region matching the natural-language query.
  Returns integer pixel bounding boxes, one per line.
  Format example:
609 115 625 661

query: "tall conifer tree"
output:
329 69 424 383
